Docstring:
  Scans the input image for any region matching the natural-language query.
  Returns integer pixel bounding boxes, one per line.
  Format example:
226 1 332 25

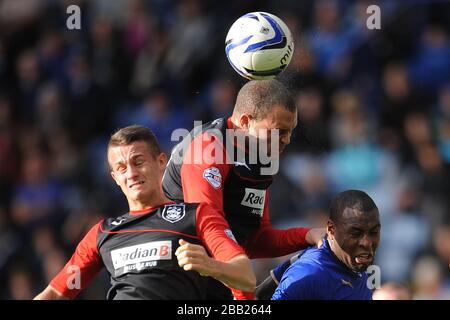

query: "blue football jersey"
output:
272 239 373 300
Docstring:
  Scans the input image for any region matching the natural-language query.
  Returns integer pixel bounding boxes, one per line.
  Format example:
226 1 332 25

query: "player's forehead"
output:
260 105 297 129
340 208 380 230
108 141 152 162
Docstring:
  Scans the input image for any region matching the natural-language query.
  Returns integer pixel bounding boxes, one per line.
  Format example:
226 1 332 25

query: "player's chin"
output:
130 187 150 199
356 265 369 272
352 261 373 272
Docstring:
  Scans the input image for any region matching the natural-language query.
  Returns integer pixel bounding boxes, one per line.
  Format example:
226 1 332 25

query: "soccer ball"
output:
225 12 294 80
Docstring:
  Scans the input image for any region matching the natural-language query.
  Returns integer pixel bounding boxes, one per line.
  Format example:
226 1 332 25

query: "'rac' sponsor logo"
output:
241 188 266 210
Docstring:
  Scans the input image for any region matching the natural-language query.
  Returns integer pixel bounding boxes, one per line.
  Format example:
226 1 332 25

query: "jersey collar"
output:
129 201 177 215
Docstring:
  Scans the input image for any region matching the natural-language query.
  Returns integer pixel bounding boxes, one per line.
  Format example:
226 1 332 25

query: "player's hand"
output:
305 228 326 248
175 239 216 277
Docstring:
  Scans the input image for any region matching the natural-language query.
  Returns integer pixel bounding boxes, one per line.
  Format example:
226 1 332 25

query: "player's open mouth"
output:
355 253 373 265
129 181 144 189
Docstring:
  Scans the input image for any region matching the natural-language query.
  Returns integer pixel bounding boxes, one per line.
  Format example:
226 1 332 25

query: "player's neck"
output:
128 193 172 211
328 238 353 271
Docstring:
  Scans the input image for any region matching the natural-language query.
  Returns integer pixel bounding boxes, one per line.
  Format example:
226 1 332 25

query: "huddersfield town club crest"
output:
162 204 185 223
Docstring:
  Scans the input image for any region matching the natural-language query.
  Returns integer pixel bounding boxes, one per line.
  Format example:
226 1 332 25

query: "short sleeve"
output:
271 263 324 300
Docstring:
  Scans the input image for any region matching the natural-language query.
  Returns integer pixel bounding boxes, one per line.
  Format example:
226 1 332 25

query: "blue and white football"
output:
225 12 294 80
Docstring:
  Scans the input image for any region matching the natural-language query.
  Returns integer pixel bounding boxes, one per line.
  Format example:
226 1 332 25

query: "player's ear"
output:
111 171 120 186
158 153 168 170
327 220 335 238
107 151 120 186
239 113 251 130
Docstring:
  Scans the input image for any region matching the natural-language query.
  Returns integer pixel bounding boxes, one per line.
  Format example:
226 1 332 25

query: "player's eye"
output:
116 165 126 173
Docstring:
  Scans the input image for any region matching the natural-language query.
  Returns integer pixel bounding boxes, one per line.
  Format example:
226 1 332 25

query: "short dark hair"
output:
234 80 296 120
330 190 378 223
108 125 161 157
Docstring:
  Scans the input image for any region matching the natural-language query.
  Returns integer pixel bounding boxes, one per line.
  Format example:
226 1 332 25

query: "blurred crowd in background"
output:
0 0 449 300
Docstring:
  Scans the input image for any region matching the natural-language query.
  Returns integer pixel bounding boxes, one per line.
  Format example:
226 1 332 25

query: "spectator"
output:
7 266 35 300
409 25 450 96
411 255 450 300
10 147 66 230
372 282 412 300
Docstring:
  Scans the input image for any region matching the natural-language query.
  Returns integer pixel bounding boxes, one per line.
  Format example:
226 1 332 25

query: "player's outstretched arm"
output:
175 239 256 292
34 285 69 300
34 222 103 300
